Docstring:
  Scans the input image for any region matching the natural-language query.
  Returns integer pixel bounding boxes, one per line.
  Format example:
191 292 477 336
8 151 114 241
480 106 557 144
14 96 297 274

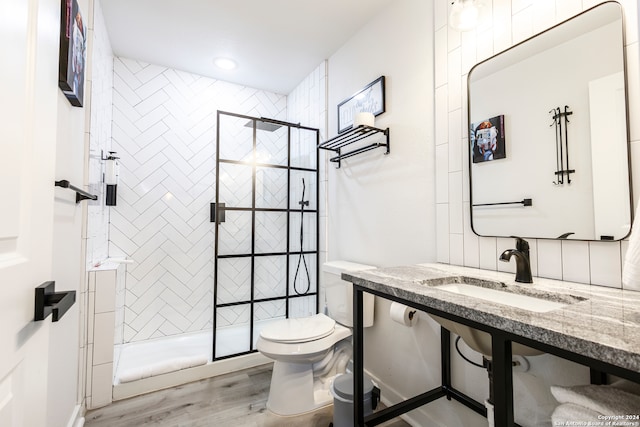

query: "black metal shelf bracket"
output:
55 180 98 203
318 125 390 168
34 281 76 322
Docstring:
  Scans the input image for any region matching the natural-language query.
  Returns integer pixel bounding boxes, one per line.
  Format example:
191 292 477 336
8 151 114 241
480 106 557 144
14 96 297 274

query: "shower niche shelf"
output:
319 125 390 168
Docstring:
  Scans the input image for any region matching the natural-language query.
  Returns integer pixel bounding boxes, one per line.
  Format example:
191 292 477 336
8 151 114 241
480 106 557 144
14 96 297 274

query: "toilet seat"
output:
256 321 352 363
260 313 336 343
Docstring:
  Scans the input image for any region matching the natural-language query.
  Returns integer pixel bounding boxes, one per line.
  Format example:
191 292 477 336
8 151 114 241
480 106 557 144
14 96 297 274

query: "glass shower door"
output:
214 111 319 360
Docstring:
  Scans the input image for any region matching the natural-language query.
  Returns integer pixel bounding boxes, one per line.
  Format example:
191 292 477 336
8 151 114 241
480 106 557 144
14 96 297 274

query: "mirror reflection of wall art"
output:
337 76 385 133
470 115 506 163
58 0 86 107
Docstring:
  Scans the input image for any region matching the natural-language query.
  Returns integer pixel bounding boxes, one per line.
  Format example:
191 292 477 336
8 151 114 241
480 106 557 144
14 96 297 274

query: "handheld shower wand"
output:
293 178 311 295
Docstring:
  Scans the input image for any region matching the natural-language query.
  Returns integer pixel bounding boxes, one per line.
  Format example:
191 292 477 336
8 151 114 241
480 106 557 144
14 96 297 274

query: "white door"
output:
0 0 61 425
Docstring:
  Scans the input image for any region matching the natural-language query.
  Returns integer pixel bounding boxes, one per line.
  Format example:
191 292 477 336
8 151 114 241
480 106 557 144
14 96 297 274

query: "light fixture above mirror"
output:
449 0 481 31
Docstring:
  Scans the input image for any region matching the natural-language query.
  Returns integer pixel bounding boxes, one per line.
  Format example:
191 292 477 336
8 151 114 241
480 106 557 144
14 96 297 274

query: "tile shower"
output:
106 58 322 385
214 111 319 359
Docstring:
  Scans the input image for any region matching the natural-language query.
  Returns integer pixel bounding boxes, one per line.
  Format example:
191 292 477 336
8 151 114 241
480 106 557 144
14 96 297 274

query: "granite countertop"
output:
343 263 640 374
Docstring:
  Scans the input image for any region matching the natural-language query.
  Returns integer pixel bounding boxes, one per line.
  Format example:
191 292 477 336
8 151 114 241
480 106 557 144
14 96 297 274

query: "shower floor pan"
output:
113 319 284 384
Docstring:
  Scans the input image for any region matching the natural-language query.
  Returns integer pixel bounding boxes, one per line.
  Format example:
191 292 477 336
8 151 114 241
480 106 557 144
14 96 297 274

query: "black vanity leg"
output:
441 327 452 400
353 286 364 427
590 368 607 385
491 334 514 427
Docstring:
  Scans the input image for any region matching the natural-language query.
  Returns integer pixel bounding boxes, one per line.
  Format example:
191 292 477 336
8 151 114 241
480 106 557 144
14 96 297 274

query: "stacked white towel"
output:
550 382 640 425
622 202 640 291
552 403 601 424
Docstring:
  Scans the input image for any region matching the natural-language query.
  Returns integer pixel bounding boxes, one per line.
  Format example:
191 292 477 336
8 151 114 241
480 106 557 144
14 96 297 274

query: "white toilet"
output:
256 260 376 416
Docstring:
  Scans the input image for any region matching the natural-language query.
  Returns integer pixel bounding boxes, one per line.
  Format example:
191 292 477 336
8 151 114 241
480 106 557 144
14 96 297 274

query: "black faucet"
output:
499 237 533 283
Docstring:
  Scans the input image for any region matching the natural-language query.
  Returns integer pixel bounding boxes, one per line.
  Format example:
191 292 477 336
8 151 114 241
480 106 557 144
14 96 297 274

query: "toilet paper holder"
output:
390 302 418 326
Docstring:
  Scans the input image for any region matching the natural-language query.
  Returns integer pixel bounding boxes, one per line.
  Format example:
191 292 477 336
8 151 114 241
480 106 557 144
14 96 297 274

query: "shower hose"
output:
294 178 311 295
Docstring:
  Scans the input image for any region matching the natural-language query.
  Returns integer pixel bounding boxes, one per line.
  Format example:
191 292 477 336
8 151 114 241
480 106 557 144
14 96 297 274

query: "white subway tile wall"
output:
86 266 122 409
287 61 327 316
82 0 114 411
85 0 113 269
110 57 287 343
435 0 639 289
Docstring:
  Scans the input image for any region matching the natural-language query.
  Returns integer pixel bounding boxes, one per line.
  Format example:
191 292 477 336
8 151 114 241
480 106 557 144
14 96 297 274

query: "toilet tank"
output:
323 261 376 328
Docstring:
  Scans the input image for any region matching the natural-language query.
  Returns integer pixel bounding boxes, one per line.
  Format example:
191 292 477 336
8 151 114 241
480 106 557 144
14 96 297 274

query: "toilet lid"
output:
260 313 336 343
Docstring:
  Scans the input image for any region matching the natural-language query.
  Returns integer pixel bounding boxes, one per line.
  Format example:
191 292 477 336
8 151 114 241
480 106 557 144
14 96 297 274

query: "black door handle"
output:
210 203 225 224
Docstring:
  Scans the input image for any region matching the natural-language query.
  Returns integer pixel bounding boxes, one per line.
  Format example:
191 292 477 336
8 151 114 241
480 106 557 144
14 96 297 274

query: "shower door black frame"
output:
213 110 320 361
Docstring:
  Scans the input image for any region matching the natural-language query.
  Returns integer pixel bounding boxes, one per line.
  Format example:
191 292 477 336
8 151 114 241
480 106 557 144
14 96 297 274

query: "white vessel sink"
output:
434 283 568 313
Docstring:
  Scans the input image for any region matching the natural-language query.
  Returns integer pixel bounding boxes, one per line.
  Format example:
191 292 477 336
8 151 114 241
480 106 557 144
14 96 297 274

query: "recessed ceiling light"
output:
214 57 237 70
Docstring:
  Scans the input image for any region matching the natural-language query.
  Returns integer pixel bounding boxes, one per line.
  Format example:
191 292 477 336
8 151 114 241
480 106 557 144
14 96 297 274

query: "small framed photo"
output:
470 115 506 163
337 76 386 133
58 0 86 107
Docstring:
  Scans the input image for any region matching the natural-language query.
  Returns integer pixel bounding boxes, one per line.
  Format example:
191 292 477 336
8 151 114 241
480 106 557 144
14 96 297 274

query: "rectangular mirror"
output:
468 1 632 241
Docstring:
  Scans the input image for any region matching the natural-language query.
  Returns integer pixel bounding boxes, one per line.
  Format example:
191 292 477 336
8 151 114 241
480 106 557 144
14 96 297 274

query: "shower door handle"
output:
210 202 226 224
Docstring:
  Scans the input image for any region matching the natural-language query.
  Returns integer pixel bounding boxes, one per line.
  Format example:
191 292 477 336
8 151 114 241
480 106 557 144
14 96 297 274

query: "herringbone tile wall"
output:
110 57 288 343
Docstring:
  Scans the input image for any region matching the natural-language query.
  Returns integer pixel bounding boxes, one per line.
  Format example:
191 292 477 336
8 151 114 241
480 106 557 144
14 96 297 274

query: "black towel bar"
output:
55 180 98 203
319 125 390 168
473 198 532 207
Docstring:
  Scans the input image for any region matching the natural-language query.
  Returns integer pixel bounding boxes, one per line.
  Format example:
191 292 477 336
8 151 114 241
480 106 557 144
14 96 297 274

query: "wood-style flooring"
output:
85 364 411 427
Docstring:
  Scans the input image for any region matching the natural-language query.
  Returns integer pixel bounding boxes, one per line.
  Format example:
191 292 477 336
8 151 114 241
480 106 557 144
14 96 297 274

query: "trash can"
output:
330 373 380 427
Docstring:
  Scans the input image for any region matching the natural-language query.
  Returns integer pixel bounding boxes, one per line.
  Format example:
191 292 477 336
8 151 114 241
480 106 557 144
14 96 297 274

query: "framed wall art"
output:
58 0 86 107
337 76 385 133
470 115 506 163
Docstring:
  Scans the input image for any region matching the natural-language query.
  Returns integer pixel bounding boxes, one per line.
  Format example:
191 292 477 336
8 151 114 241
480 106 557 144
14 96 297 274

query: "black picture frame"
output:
470 115 506 163
58 0 86 107
337 76 386 134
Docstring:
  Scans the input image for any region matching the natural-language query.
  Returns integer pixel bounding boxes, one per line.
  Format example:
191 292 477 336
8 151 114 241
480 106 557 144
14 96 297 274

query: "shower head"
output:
244 120 282 132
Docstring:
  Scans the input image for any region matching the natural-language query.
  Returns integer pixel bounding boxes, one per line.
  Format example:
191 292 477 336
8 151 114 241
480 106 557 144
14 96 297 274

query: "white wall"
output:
436 0 640 289
85 0 114 270
431 0 640 425
49 0 102 425
325 0 445 425
327 0 436 268
324 0 635 426
81 0 115 412
50 86 85 427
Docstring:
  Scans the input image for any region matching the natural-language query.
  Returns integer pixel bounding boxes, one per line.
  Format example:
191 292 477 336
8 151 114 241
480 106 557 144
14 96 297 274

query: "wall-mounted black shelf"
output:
34 281 76 322
55 180 98 203
318 125 390 168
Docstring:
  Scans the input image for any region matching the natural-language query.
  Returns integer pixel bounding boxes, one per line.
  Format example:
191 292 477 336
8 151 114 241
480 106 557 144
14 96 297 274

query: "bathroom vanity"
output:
344 264 640 427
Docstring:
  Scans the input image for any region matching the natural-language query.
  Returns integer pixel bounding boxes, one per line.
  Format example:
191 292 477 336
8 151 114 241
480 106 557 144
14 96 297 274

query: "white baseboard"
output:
65 405 84 427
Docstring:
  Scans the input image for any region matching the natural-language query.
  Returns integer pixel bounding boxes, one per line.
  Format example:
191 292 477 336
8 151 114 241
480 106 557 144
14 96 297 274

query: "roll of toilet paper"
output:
389 302 417 326
353 112 375 128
